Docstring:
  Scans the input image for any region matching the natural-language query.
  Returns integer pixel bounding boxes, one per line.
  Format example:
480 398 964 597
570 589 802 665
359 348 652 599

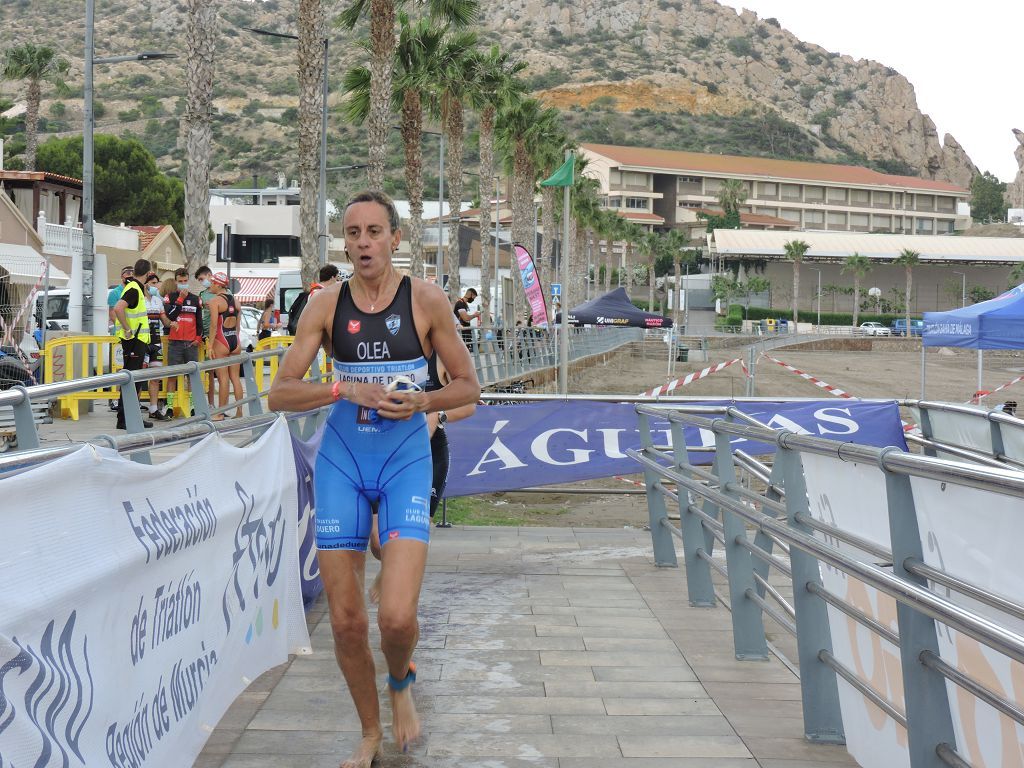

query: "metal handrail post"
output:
188 363 211 420
240 355 263 417
638 411 677 567
712 427 769 660
671 420 716 605
776 448 845 743
748 459 785 601
916 407 938 458
883 471 958 767
989 417 1006 463
10 386 41 451
118 369 152 464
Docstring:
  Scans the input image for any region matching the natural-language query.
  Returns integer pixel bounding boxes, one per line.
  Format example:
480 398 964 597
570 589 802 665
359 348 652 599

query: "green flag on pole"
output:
540 154 574 187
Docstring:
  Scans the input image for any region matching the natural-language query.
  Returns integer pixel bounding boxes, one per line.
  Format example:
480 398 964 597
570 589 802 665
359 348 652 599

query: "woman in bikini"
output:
206 272 244 419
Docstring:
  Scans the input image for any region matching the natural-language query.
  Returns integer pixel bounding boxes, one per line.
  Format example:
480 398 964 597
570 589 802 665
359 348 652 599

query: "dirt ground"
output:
466 339 1024 528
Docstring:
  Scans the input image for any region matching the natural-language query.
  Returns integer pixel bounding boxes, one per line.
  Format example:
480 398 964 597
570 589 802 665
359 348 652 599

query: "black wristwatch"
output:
437 410 448 427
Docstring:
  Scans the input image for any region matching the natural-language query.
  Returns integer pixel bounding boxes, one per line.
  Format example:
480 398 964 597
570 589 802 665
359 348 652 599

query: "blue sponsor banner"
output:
444 400 908 497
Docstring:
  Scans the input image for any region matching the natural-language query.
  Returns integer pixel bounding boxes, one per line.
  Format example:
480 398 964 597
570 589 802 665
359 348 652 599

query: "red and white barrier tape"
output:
969 375 1024 405
640 358 744 397
760 354 853 399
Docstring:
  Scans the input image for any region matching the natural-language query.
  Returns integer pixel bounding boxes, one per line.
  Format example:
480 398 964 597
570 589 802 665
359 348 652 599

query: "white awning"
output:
712 229 1024 264
0 245 70 287
233 276 277 304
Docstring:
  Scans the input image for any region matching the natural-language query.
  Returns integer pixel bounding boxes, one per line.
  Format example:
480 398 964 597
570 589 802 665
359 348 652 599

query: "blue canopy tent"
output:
922 284 1024 397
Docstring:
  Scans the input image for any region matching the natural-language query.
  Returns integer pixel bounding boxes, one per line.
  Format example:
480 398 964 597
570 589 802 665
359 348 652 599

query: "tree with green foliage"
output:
1010 262 1024 289
967 286 996 304
37 135 184 237
893 248 920 328
340 0 478 191
841 252 872 327
970 171 1008 223
783 239 810 325
2 43 69 170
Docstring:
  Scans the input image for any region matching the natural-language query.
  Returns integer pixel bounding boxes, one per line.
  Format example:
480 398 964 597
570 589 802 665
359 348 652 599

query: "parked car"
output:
859 321 891 337
890 319 924 337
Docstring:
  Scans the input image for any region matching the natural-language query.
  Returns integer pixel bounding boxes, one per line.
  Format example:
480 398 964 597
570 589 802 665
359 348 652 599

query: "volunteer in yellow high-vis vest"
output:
112 258 153 430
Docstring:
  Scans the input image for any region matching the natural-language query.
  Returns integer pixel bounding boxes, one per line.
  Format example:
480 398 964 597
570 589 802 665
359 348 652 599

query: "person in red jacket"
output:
164 266 204 418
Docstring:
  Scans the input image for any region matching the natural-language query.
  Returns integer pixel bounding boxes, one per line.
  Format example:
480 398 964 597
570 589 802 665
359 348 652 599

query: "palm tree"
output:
298 0 326 287
437 31 479 301
469 47 525 327
783 239 810 325
496 99 563 317
532 123 570 317
637 228 658 311
841 252 872 327
894 248 920 329
339 0 478 192
663 228 687 327
570 168 601 306
343 18 458 280
2 44 69 171
183 0 218 275
716 178 747 225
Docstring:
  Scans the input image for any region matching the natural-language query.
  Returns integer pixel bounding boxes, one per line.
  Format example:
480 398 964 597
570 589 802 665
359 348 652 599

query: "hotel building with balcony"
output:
580 143 970 239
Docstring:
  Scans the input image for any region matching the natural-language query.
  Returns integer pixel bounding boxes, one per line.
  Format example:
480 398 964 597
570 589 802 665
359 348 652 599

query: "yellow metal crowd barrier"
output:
44 336 209 420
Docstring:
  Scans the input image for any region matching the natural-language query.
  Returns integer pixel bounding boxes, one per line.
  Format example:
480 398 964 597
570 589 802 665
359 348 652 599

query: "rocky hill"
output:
0 0 977 193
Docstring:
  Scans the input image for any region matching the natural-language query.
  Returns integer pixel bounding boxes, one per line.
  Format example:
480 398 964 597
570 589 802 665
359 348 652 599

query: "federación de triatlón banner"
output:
445 399 907 496
0 418 311 768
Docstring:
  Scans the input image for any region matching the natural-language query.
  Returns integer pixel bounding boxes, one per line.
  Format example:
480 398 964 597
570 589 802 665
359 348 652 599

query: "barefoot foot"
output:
388 684 421 752
340 732 382 768
368 571 382 605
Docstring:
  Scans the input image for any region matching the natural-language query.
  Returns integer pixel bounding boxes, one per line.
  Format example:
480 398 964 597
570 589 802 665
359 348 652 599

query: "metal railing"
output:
0 325 643 457
903 399 1024 469
629 404 1024 766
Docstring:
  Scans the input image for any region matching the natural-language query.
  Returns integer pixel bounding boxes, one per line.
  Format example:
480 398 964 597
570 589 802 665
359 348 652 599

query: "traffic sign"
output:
551 283 561 297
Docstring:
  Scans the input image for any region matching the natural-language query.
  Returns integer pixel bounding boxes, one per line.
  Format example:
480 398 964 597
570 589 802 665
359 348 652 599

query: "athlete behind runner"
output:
268 190 479 766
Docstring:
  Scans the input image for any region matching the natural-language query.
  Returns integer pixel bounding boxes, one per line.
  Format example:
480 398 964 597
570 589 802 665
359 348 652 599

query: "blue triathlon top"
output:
331 275 431 434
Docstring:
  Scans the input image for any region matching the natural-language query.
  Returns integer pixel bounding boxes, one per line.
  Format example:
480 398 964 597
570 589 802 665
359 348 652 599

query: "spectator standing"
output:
165 267 203 417
453 287 480 347
258 298 279 341
107 266 133 335
288 263 341 335
206 271 244 420
196 265 216 406
112 259 154 430
143 272 172 421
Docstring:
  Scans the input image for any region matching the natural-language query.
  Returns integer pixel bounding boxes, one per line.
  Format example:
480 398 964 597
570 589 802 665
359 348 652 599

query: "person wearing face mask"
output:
142 272 172 421
195 265 216 407
107 266 134 336
165 267 203 418
112 259 154 430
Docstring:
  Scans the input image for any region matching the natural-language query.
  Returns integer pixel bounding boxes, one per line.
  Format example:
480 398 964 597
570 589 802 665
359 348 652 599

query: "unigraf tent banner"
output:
513 244 549 329
445 399 907 496
801 452 908 768
0 418 311 768
909 476 1024 768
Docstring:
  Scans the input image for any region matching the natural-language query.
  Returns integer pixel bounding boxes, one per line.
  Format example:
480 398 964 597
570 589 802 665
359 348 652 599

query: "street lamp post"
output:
952 270 966 307
84 0 176 333
244 27 330 265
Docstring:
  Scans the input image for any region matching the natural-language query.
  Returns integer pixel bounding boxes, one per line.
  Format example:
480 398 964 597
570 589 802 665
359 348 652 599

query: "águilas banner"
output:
0 418 310 767
513 243 548 329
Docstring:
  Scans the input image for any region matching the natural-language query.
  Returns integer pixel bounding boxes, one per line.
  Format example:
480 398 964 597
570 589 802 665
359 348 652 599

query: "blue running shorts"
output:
314 400 432 550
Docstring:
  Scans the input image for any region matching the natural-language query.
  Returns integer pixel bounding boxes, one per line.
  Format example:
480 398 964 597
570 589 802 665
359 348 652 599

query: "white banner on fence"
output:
802 452 909 768
910 476 1024 768
0 417 311 768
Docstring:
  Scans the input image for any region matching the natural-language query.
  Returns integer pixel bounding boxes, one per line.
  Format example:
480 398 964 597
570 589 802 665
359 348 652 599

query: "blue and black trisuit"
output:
315 275 435 550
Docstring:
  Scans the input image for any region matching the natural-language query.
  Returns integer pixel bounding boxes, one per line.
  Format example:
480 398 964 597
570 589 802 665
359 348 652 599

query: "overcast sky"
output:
717 0 1022 182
